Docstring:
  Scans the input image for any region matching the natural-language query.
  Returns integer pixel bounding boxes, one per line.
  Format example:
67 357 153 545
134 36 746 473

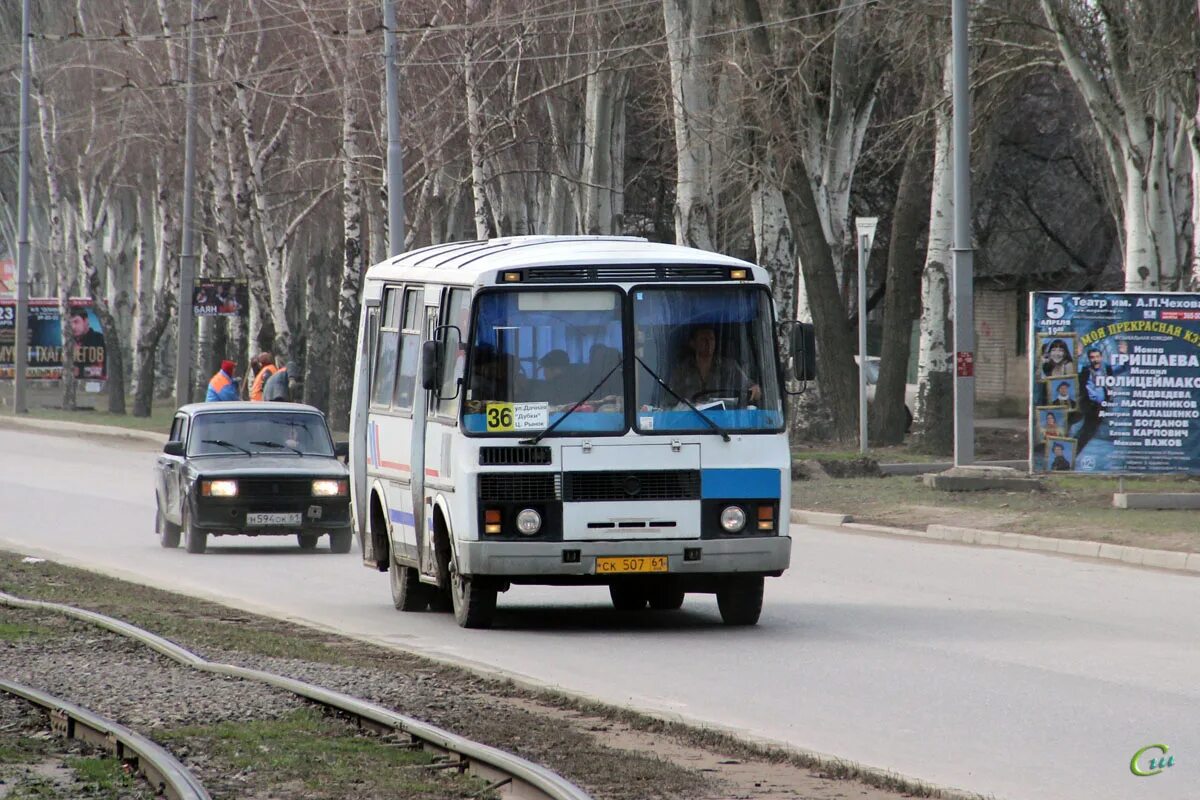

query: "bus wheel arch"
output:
431 503 453 594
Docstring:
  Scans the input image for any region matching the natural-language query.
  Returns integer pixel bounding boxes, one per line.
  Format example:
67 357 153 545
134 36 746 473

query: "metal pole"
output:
383 0 405 256
174 0 200 406
858 234 868 454
951 0 975 466
13 0 31 414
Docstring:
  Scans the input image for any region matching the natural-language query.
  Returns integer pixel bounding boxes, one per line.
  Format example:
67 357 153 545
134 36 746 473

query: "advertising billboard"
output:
0 298 106 381
1030 292 1200 473
192 278 247 317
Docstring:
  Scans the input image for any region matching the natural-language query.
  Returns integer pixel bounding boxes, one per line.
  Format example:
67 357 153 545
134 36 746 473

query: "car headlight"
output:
312 479 348 497
202 479 238 497
515 508 542 536
720 505 746 533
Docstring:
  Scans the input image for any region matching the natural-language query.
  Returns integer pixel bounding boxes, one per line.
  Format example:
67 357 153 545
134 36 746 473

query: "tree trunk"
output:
750 176 797 320
662 0 717 250
464 36 493 240
582 66 630 235
872 128 931 445
915 53 955 455
303 253 333 414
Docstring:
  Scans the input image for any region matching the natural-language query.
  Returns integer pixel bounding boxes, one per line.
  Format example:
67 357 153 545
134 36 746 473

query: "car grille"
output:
478 473 561 503
479 446 552 466
563 470 700 502
236 478 313 498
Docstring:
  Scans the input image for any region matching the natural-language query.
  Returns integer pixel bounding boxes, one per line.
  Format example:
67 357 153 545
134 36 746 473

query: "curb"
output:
790 508 1200 575
0 414 167 444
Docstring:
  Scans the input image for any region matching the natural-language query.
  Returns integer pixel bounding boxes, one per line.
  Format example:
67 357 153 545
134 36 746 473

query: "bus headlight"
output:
720 505 746 533
515 508 542 536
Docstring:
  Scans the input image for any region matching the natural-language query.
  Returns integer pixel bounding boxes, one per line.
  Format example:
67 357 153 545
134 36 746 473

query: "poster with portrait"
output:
0 298 105 381
1030 292 1200 474
193 278 248 317
1035 405 1070 441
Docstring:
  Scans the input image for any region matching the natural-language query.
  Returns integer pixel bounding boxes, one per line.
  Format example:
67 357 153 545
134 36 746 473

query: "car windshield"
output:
188 412 334 456
462 289 625 436
632 286 782 433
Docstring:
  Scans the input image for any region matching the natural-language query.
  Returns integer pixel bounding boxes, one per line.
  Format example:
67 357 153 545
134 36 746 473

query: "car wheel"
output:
157 506 180 549
328 531 353 554
297 533 319 551
716 575 763 626
390 556 430 612
609 583 648 611
449 549 495 628
182 506 206 555
647 583 685 611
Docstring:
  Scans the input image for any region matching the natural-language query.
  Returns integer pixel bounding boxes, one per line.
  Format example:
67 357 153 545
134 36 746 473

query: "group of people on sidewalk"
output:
204 352 296 403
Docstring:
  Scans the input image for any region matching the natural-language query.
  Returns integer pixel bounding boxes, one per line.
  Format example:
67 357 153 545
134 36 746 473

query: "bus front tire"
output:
716 576 763 626
390 561 430 612
648 584 685 610
450 556 496 629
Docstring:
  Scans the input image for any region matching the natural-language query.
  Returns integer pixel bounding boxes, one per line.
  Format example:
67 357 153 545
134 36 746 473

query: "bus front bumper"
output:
457 535 791 578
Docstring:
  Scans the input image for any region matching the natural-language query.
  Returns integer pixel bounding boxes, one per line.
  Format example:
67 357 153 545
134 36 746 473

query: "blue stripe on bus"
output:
389 509 416 527
700 468 781 499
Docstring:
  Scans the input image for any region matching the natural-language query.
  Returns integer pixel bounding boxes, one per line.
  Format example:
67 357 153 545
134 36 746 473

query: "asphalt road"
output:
0 425 1195 800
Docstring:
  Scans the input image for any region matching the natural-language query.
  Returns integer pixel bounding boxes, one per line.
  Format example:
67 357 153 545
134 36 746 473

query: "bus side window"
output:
393 288 424 410
371 288 401 407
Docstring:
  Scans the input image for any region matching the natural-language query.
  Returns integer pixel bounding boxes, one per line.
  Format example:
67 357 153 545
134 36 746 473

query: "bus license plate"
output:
595 556 668 574
246 512 302 526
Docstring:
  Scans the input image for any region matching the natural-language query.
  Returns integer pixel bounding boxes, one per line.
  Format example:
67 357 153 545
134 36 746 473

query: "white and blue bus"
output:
349 236 812 628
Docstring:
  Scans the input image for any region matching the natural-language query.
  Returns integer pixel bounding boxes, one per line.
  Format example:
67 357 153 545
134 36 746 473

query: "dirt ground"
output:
0 553 955 800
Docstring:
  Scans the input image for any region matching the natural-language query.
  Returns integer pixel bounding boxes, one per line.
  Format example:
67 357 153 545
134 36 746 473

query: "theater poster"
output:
0 298 106 381
1030 292 1200 474
192 278 247 317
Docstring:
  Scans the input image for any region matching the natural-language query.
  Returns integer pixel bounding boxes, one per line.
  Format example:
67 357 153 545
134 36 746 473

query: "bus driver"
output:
669 326 761 406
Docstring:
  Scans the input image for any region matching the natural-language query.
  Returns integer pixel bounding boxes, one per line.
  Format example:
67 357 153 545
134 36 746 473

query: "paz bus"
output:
348 236 812 628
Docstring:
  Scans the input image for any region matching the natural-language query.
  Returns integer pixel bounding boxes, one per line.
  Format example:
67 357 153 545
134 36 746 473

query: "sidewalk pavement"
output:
790 508 1200 575
0 413 167 444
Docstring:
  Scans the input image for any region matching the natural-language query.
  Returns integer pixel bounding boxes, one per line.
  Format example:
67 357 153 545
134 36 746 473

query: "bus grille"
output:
478 473 561 502
479 446 552 466
563 470 700 502
520 264 730 283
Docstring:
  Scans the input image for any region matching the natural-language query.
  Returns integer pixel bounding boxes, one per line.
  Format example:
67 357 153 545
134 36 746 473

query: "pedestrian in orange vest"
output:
205 360 239 402
250 352 277 401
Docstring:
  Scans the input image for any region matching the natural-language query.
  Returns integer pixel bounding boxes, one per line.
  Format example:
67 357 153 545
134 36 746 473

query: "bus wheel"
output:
716 576 763 626
609 583 648 611
648 584 685 611
449 551 495 629
390 564 430 611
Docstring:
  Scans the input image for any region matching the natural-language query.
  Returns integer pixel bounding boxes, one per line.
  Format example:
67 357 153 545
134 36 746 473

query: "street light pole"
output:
13 0 31 414
856 217 878 456
951 0 975 466
174 0 200 406
383 0 406 256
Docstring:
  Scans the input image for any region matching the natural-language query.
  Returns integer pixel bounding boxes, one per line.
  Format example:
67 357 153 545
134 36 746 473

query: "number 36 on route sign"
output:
485 402 515 431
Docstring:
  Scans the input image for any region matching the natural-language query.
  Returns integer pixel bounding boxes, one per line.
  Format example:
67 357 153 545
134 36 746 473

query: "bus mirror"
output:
788 322 816 383
421 340 441 391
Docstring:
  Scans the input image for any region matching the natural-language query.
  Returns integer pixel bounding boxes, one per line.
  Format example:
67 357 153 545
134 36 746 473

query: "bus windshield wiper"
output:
201 439 253 456
634 356 731 442
520 358 623 446
250 440 303 456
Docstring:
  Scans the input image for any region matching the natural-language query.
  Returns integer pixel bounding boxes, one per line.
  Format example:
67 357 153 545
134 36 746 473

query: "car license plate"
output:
595 556 668 574
246 512 303 526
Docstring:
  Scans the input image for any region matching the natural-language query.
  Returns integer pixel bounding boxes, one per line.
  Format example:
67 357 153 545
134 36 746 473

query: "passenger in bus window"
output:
530 350 580 406
587 343 622 407
668 326 761 406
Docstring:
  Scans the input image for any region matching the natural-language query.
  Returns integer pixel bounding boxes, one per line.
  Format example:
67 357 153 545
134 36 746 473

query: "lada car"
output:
154 402 351 554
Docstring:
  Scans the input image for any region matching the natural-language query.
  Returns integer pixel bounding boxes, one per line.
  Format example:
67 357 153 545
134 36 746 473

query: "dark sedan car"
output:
154 402 351 554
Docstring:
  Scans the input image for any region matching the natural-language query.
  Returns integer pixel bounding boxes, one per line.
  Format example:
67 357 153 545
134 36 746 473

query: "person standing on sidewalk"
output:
205 360 239 402
250 352 277 401
263 361 295 402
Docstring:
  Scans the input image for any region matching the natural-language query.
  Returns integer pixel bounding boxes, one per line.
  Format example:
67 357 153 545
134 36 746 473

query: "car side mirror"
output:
421 340 441 392
334 441 349 459
163 440 185 457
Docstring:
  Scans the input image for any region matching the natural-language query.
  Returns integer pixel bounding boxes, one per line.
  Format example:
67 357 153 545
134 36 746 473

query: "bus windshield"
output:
632 286 782 433
463 289 626 435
